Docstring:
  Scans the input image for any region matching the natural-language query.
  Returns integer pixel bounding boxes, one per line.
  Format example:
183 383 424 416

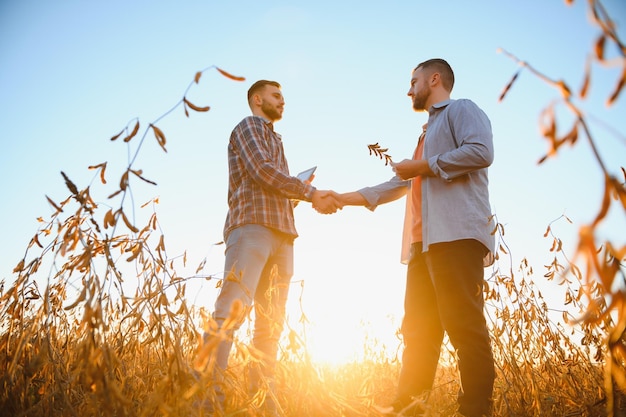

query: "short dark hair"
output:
415 58 455 92
247 80 281 102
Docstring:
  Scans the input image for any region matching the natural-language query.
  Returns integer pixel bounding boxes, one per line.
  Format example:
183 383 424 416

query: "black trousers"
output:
397 239 494 417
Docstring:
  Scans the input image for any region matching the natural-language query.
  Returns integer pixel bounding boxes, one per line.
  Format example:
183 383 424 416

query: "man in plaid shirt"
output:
205 80 338 415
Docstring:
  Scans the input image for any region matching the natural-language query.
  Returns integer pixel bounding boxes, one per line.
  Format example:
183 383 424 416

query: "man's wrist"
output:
304 185 316 201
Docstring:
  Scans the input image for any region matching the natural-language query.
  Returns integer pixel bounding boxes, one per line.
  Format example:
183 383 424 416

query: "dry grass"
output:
0 210 613 416
1 2 625 415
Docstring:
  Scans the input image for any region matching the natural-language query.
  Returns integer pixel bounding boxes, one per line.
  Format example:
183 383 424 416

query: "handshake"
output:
311 190 345 215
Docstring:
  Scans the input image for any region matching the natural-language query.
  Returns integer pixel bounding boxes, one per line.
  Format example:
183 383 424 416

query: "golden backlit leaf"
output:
175 302 186 315
580 58 591 99
120 171 129 191
30 234 43 249
13 259 24 273
151 124 167 153
123 121 140 143
594 35 606 60
88 162 108 184
120 210 139 233
45 195 63 213
151 125 164 144
110 129 124 141
556 80 572 99
216 67 246 81
550 238 558 252
104 209 116 229
195 258 207 274
607 67 625 107
194 71 202 84
126 243 141 262
156 235 165 252
591 175 613 227
108 189 123 199
183 97 210 113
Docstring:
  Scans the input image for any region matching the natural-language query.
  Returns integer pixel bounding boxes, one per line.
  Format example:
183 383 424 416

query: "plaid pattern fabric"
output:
223 115 313 240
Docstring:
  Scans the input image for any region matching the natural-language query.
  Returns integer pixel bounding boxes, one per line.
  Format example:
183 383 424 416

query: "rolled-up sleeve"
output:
357 175 410 210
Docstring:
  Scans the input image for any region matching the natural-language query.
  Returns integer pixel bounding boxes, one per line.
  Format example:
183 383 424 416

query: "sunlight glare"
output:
303 314 401 366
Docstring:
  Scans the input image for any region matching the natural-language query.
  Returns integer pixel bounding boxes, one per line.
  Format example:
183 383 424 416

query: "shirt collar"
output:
252 115 274 131
429 98 453 114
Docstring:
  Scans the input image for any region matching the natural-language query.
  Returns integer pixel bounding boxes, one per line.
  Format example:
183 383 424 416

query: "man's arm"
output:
316 176 410 211
334 191 368 206
429 100 494 181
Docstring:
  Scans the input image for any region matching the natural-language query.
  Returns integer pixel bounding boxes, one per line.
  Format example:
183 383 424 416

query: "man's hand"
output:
391 159 432 180
312 190 343 214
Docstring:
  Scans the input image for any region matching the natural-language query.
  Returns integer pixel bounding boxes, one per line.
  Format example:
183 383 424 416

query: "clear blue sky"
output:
1 0 624 362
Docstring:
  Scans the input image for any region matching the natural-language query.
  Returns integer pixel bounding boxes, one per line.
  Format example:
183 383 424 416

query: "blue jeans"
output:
211 224 294 375
398 239 494 417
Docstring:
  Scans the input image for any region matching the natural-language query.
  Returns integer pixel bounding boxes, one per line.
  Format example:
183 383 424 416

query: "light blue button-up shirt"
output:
357 98 495 265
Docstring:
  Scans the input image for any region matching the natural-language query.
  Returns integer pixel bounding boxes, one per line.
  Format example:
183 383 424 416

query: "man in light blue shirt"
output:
336 59 495 417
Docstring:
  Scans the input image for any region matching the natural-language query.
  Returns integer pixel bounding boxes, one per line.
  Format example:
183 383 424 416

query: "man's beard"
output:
261 102 282 121
412 88 429 111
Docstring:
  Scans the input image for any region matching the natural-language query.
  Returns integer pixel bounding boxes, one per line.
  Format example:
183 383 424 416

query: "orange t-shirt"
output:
410 133 425 244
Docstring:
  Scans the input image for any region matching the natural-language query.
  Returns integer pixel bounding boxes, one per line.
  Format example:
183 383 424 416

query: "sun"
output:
280 262 406 366
284 289 404 366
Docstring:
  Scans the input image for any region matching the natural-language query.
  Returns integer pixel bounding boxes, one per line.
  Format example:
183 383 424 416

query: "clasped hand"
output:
312 190 343 214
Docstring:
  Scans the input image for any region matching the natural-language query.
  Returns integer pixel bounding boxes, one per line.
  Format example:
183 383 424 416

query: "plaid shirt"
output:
223 115 315 240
